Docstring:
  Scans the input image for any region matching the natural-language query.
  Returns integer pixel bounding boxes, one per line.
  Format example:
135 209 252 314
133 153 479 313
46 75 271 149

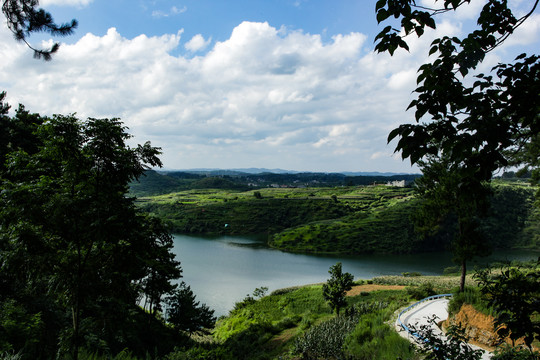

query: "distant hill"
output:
130 169 421 197
159 168 419 176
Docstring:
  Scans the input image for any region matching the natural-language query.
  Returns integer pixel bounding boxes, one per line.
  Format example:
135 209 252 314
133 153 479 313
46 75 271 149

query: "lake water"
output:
170 234 538 317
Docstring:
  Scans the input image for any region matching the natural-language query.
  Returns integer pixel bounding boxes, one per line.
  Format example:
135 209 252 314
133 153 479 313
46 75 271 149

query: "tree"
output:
375 1 539 290
475 264 540 352
2 0 77 60
322 262 354 315
0 102 186 358
165 282 216 335
414 156 491 292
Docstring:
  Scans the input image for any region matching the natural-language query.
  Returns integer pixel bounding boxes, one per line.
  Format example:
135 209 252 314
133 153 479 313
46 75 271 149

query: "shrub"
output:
406 282 436 300
293 314 359 359
492 346 540 360
343 311 415 360
322 263 354 315
165 346 234 360
443 266 460 275
402 271 422 277
447 286 493 316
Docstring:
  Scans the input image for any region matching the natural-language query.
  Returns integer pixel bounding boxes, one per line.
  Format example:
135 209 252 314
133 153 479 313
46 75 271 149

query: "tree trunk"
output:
460 259 467 292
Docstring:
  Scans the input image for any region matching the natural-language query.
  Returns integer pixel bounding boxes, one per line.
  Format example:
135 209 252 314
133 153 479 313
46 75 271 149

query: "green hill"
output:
137 183 540 254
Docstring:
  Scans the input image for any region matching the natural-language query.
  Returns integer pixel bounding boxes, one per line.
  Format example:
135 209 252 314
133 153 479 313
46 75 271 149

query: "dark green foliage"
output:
322 263 354 315
0 101 207 359
414 157 493 291
378 1 540 183
271 198 428 254
2 0 77 60
142 196 353 235
492 346 540 360
475 264 540 350
480 185 536 249
289 301 390 359
165 345 235 360
342 310 416 360
191 177 250 191
129 170 187 196
376 0 540 292
521 206 540 250
447 286 494 317
165 282 216 335
402 272 422 277
293 314 360 359
408 318 484 360
406 282 436 300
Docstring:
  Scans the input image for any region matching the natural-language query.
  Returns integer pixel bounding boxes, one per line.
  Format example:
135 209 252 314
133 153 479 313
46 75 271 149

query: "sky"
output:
1 0 539 173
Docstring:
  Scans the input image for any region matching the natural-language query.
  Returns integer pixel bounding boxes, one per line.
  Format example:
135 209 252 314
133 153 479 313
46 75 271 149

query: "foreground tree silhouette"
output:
165 281 216 335
0 97 193 358
322 262 354 315
2 0 77 59
375 1 539 291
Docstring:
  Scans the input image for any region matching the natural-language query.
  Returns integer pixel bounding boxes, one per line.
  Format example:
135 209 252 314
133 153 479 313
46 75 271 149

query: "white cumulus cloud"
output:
1 14 535 172
152 5 187 18
185 34 211 52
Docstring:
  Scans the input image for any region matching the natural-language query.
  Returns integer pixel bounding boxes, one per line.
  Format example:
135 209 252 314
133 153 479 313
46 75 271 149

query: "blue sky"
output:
1 0 539 172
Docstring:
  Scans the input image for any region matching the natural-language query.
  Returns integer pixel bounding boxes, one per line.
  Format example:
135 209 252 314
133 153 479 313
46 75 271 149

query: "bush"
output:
492 346 540 360
406 282 436 300
447 286 494 316
443 266 460 275
402 272 422 277
294 302 390 359
343 311 415 360
165 346 234 360
293 315 359 359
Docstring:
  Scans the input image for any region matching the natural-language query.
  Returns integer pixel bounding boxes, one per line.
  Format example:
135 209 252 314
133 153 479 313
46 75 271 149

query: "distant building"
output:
386 180 406 187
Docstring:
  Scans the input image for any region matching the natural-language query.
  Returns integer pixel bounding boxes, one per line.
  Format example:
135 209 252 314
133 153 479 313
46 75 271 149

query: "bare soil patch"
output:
346 284 406 296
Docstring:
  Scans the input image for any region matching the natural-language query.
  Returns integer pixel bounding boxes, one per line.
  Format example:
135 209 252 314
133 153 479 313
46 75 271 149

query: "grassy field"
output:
165 272 469 360
174 282 417 359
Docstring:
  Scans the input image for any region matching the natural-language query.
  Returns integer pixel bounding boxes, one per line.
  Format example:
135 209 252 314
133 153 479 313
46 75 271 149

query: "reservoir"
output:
171 234 538 317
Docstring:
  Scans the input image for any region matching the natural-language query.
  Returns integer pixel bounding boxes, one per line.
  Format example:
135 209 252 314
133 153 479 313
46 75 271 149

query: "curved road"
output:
396 298 492 360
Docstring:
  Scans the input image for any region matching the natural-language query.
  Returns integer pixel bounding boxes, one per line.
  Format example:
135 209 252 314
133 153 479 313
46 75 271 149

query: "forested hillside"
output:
135 180 540 255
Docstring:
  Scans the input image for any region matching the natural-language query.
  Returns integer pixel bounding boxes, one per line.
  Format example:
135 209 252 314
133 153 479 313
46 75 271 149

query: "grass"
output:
205 281 415 359
372 274 467 292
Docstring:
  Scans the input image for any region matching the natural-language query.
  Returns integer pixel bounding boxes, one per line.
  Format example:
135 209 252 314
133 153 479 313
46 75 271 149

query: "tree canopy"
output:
376 0 539 187
2 0 77 60
322 262 354 315
375 0 539 290
0 94 213 358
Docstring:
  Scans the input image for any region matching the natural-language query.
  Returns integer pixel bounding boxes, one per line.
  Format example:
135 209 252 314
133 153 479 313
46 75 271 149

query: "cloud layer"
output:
1 11 538 172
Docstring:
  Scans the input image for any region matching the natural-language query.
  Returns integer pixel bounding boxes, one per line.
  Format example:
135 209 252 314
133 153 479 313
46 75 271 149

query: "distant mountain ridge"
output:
158 168 419 176
131 169 422 197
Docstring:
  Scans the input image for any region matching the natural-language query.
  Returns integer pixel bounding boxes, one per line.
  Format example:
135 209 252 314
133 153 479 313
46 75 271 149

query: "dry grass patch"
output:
346 284 406 296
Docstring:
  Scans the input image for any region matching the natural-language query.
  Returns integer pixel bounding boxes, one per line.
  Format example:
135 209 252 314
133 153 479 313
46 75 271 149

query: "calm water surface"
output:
170 234 538 317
